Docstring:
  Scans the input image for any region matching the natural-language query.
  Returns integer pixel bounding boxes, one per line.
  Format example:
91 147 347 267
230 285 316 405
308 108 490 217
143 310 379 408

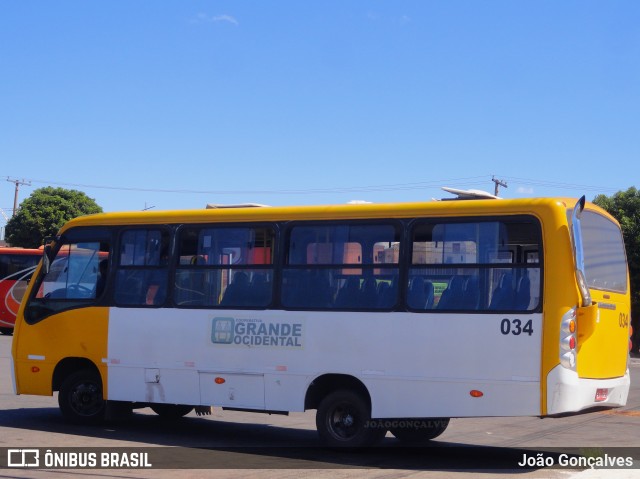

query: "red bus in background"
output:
0 247 41 335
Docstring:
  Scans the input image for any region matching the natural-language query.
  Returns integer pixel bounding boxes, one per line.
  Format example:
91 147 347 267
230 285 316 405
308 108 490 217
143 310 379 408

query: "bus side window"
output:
174 226 275 309
114 229 169 307
282 223 400 310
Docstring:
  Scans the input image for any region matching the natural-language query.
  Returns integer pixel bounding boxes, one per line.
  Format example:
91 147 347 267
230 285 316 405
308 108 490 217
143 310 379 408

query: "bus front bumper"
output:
546 365 630 416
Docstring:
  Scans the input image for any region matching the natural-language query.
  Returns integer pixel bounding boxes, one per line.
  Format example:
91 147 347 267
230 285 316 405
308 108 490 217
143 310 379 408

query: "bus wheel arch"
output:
305 374 386 447
304 373 371 411
53 357 102 392
54 358 106 425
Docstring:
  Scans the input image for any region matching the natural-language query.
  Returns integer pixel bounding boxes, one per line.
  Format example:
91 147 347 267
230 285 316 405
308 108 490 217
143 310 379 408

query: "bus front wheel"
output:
389 418 450 443
58 369 106 425
316 390 386 447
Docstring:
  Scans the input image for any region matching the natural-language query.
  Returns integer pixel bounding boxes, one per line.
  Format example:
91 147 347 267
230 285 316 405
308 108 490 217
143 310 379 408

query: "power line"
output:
17 176 490 196
2 174 621 199
502 176 619 193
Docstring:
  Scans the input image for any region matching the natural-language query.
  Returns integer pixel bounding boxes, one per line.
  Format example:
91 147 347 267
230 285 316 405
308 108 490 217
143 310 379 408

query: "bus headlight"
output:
560 351 576 369
560 308 577 370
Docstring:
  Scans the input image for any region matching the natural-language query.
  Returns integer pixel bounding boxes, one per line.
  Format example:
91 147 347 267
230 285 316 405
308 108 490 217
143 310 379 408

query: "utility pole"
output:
492 176 507 197
6 177 31 216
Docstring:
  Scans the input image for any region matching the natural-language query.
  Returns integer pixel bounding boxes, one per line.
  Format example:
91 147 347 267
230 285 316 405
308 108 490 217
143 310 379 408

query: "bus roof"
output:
54 196 616 235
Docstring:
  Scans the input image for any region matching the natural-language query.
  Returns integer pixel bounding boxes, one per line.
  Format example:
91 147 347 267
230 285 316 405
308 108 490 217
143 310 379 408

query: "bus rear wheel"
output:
390 418 450 443
58 369 106 425
316 390 386 447
150 404 194 419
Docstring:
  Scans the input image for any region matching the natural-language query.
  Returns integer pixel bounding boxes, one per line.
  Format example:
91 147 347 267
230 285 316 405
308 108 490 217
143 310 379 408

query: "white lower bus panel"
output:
366 376 540 418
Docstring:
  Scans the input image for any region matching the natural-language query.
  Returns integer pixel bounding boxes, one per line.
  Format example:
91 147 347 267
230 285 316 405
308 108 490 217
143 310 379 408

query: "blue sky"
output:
1 1 638 220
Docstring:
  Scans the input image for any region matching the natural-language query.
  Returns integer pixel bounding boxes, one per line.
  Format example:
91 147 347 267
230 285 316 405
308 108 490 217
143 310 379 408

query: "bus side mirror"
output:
42 237 55 275
571 196 592 307
42 246 51 275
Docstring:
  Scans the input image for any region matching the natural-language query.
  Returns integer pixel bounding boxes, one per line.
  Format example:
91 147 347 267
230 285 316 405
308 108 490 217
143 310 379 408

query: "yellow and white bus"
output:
11 194 631 446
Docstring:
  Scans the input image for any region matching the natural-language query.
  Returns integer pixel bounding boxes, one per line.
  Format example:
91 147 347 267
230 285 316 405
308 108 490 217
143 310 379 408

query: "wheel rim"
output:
69 380 103 417
328 403 359 440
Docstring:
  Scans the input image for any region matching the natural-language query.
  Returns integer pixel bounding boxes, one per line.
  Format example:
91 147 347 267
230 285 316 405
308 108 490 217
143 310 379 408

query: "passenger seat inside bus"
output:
359 277 378 308
335 277 361 308
407 277 434 310
115 273 144 305
282 270 331 309
424 280 435 309
221 271 250 306
249 273 271 307
515 273 531 310
376 277 398 309
461 275 480 310
437 276 466 309
377 277 398 309
489 272 514 310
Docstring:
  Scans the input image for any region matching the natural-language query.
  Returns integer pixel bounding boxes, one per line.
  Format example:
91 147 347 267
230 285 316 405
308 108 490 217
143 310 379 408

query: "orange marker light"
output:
470 390 484 398
31 366 40 373
214 377 225 384
569 320 576 334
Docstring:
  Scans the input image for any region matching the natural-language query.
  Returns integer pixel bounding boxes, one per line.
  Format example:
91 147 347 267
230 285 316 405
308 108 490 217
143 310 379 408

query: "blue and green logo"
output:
211 317 235 344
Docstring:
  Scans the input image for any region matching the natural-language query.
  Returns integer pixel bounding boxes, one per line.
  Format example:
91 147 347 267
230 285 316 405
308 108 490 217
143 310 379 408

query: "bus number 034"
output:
619 313 629 328
501 318 534 336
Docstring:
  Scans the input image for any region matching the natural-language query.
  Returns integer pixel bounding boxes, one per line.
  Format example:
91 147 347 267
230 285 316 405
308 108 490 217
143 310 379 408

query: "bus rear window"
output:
581 211 628 294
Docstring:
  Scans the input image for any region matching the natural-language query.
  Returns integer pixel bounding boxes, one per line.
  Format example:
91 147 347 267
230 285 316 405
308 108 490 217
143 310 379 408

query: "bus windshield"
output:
581 211 628 293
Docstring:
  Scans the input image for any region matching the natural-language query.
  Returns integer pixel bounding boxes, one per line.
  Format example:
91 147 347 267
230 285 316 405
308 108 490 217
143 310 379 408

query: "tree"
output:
5 187 103 248
593 187 640 352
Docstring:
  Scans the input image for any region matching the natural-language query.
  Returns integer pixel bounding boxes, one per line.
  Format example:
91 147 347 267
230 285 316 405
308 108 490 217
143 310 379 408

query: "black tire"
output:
150 404 194 419
390 418 450 443
316 390 386 447
58 369 106 425
0 328 13 335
